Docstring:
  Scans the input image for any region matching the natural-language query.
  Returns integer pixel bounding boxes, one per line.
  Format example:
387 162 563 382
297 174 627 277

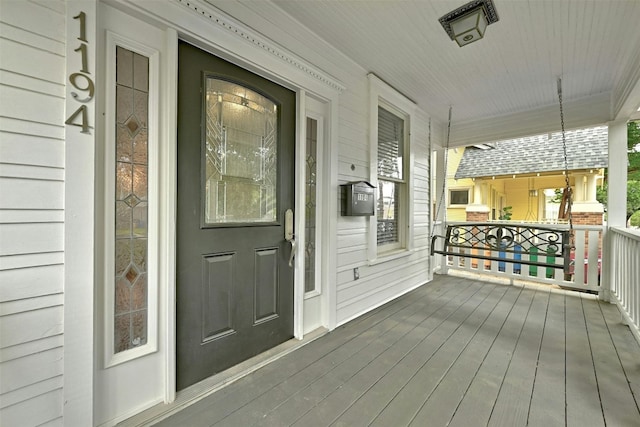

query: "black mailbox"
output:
341 181 375 216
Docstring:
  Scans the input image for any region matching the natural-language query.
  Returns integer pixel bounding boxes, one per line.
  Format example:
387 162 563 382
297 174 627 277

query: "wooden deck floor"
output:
155 275 640 427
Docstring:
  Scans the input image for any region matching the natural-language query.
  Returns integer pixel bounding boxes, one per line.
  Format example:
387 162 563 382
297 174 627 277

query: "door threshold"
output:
117 327 329 427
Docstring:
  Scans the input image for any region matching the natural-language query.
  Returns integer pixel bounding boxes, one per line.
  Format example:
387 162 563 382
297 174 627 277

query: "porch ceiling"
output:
212 0 640 145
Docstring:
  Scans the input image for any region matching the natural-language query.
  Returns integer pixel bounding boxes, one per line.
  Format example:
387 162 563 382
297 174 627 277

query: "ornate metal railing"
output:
432 222 604 292
431 222 571 271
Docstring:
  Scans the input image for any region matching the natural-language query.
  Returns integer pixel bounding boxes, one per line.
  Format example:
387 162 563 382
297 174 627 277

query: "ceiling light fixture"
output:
439 0 499 47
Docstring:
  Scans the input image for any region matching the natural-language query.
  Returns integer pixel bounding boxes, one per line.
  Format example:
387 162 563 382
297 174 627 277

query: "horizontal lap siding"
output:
335 71 434 324
0 1 66 425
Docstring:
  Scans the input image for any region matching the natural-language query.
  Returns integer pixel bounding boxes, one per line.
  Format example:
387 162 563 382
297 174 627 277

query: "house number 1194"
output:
65 11 94 134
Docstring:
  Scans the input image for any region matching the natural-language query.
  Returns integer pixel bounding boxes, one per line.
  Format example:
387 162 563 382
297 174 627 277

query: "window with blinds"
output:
377 106 405 248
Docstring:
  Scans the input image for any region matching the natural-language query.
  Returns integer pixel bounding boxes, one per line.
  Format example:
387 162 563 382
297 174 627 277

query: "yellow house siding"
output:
447 207 468 222
504 179 533 220
503 176 574 221
446 148 474 220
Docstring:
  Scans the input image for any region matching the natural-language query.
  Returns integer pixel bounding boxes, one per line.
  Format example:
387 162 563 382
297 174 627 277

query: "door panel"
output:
177 41 295 390
255 248 279 322
202 253 234 340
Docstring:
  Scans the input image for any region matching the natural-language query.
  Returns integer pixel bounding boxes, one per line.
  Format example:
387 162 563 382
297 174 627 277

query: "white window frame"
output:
449 187 471 206
102 32 160 367
368 73 415 263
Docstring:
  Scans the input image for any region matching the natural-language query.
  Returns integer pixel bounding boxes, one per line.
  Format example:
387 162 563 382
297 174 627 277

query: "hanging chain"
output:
431 106 452 242
557 78 573 233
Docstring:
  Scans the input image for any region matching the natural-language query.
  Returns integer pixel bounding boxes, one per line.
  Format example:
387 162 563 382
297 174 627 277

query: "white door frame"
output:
90 1 342 419
301 96 331 333
121 0 342 405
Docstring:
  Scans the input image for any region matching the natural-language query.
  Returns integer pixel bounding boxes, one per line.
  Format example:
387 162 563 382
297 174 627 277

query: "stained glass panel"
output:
305 117 317 293
114 46 149 353
203 78 278 224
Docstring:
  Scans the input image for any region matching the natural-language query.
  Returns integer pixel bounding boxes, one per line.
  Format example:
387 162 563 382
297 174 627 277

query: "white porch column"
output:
572 172 604 214
473 179 483 204
585 173 598 202
432 145 447 274
607 121 628 227
574 173 586 202
602 121 628 301
466 179 490 221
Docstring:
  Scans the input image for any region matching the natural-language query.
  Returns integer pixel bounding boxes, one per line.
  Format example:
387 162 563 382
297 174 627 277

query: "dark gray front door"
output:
177 41 295 390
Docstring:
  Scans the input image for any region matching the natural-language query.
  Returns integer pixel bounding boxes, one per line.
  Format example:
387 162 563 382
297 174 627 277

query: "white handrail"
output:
609 226 640 345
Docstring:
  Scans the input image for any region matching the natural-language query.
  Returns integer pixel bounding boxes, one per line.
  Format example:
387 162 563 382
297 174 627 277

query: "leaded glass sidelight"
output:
114 46 149 353
305 118 317 293
204 78 278 224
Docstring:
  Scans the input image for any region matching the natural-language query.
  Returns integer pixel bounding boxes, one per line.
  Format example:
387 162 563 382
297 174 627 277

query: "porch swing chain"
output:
557 78 574 235
431 106 452 242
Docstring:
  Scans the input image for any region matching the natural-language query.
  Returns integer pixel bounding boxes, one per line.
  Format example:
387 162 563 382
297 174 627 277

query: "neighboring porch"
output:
146 275 640 427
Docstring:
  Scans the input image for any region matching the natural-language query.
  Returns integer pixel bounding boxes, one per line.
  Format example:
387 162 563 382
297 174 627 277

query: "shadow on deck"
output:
153 275 640 426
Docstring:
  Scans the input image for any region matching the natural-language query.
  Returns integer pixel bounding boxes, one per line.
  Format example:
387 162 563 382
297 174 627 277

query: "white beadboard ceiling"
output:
211 0 640 145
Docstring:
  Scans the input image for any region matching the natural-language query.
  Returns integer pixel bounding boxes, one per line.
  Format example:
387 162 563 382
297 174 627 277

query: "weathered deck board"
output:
156 277 466 427
526 289 566 427
153 275 640 427
307 283 506 427
333 283 501 427
405 286 521 427
565 291 603 427
219 278 480 427
446 285 536 427
598 300 640 415
486 289 550 426
582 293 640 426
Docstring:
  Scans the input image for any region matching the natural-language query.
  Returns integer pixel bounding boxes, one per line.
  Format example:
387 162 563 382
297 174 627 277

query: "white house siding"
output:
334 93 433 324
0 1 66 426
209 1 443 325
0 0 444 423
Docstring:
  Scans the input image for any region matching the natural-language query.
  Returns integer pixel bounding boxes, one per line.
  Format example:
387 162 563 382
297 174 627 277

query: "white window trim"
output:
368 73 416 264
449 187 471 207
102 31 160 367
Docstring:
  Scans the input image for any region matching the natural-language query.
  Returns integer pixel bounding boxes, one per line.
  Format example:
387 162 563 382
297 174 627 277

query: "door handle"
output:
285 209 295 267
288 239 296 267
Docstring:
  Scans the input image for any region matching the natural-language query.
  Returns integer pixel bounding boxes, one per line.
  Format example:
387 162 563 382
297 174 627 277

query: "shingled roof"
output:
454 126 608 179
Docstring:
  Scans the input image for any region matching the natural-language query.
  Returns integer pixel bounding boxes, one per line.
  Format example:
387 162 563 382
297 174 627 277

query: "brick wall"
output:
466 211 489 222
571 212 604 258
572 212 603 225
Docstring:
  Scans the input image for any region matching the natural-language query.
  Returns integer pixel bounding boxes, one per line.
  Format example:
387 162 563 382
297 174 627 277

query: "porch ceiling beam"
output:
612 54 640 122
449 92 611 147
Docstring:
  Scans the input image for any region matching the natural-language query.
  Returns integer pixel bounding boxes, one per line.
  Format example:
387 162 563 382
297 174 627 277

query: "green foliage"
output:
499 206 512 220
629 120 640 151
629 180 640 219
629 121 640 181
549 188 567 204
596 180 640 220
596 185 607 205
630 210 640 227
